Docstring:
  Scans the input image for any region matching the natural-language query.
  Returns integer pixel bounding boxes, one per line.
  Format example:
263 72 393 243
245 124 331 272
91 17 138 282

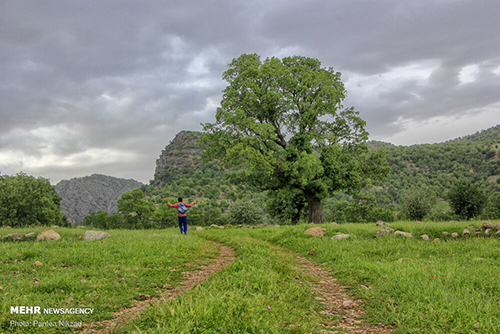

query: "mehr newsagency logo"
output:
9 306 95 328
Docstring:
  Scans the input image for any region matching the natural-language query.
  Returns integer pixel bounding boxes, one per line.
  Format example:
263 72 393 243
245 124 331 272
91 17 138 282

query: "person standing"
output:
168 197 195 234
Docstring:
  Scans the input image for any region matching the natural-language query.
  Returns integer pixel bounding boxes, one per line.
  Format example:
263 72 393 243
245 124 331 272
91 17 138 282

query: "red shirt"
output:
167 202 194 217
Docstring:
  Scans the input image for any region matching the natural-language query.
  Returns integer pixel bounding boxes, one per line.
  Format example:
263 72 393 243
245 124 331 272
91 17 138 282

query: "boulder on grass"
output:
374 227 394 238
421 234 429 241
82 231 110 241
3 233 24 241
24 232 36 239
394 231 412 238
304 227 327 237
483 222 494 229
331 233 350 240
37 230 61 241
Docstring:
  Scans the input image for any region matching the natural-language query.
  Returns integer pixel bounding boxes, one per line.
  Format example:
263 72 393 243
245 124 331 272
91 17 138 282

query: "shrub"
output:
227 201 263 225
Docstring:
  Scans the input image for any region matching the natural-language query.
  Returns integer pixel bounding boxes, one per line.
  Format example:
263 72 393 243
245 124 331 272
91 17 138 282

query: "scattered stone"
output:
241 226 248 229
483 222 494 229
6 226 11 229
342 300 354 308
82 231 110 241
163 283 174 290
394 231 412 238
196 226 203 231
421 234 429 241
374 227 394 237
37 230 61 241
77 226 86 228
24 232 35 239
51 225 59 228
442 231 449 237
209 224 218 228
396 258 404 263
330 222 339 226
463 229 470 236
376 220 386 226
433 238 441 243
3 233 23 241
33 278 41 283
80 279 87 284
494 223 500 230
496 230 500 236
224 224 232 229
33 261 42 266
451 232 459 238
218 226 225 229
485 229 491 236
331 233 350 240
308 249 316 255
304 227 327 237
152 234 161 237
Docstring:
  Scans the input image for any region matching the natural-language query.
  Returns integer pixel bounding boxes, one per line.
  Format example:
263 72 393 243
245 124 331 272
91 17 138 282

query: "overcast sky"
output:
1 0 500 184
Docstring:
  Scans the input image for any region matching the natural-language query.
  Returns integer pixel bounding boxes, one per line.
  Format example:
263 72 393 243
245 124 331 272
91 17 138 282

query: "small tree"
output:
117 189 155 228
227 201 263 225
400 188 435 220
447 179 487 220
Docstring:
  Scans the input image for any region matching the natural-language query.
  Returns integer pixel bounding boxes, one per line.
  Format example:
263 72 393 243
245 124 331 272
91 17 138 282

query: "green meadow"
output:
1 221 500 333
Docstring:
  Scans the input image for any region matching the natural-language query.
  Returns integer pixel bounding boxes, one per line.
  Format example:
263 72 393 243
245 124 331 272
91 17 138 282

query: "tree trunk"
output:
305 191 324 224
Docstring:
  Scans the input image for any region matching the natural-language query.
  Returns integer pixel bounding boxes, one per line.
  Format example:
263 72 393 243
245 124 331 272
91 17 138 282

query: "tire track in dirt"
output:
296 255 393 334
80 242 236 333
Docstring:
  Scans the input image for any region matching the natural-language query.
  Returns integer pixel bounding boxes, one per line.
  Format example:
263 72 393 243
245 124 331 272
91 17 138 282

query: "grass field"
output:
1 220 500 333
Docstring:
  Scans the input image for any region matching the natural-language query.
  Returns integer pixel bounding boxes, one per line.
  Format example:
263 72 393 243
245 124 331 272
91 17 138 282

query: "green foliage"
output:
482 192 500 219
0 172 64 227
117 189 155 228
227 201 263 225
447 179 488 220
82 211 125 229
200 53 389 223
329 194 395 223
399 188 435 220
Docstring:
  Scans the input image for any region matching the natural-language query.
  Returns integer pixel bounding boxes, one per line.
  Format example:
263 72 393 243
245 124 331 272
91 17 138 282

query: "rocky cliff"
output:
154 130 205 183
55 174 143 224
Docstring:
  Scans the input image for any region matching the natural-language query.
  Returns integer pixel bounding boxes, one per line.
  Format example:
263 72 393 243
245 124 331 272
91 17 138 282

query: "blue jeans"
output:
178 216 187 234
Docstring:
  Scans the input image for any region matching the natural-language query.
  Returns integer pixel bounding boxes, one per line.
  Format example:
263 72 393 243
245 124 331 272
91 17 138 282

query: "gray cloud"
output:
1 0 500 183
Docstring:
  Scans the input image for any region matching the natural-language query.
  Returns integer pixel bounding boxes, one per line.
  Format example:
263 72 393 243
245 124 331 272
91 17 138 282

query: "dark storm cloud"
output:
1 0 499 183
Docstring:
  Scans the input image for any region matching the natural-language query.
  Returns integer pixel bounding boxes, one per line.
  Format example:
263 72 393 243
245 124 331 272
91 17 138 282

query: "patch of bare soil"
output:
80 242 236 333
296 256 393 334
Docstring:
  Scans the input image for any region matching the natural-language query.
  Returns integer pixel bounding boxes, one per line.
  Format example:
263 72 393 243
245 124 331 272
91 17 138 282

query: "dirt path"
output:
80 242 236 333
296 256 393 334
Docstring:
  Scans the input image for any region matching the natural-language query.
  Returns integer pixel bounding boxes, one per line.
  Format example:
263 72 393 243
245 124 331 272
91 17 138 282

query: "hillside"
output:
369 125 500 206
55 174 143 224
145 125 500 223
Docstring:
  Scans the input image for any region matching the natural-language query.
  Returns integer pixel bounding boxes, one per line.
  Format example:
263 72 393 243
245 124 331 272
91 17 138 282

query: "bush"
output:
447 179 487 220
227 201 263 225
400 188 435 220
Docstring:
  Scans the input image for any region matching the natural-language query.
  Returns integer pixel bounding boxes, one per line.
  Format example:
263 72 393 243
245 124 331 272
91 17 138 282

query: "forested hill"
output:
55 174 143 224
369 125 500 206
149 125 500 209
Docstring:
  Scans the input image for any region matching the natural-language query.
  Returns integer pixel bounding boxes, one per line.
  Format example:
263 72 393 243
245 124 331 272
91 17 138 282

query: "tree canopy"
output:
200 54 389 223
0 172 64 227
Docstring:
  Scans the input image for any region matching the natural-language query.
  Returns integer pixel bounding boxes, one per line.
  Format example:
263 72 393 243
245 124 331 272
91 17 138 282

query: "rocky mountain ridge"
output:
55 174 143 224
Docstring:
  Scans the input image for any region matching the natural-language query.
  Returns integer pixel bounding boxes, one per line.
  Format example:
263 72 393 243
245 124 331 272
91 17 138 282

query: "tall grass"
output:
0 227 218 333
120 232 327 333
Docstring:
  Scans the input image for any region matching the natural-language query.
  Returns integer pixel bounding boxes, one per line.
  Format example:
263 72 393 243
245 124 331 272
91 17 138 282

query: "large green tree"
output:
0 172 64 227
200 54 389 223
